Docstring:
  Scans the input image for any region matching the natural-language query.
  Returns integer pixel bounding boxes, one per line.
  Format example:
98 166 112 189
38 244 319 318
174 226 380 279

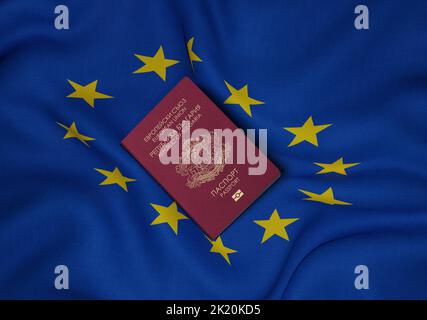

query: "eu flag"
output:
1 0 426 299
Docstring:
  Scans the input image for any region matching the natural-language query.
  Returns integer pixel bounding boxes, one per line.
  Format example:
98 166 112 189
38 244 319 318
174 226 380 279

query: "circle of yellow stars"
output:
56 36 360 266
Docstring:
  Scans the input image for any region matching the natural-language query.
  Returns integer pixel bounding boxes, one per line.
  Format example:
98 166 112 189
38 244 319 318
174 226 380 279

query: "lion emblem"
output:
175 132 230 189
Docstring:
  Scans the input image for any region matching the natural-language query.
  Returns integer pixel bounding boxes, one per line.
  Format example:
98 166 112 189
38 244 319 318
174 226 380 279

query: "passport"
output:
122 77 280 238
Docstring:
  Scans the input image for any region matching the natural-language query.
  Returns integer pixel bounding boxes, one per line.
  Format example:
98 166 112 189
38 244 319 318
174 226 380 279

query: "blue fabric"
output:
1 0 426 299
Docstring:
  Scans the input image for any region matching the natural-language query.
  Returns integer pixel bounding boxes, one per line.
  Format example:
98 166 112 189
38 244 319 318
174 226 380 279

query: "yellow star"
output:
254 209 299 244
186 37 202 70
207 236 237 265
284 116 332 147
223 81 264 117
150 201 188 235
95 167 136 192
314 157 360 175
66 80 113 108
299 187 351 205
56 121 95 147
133 46 179 81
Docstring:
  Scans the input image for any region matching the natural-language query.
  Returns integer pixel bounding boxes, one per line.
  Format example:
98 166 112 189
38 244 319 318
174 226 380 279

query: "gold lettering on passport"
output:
148 100 203 158
145 98 187 144
210 168 240 198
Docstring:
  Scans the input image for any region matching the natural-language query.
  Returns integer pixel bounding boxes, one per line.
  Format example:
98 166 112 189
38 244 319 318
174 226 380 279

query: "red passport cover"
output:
122 77 280 238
